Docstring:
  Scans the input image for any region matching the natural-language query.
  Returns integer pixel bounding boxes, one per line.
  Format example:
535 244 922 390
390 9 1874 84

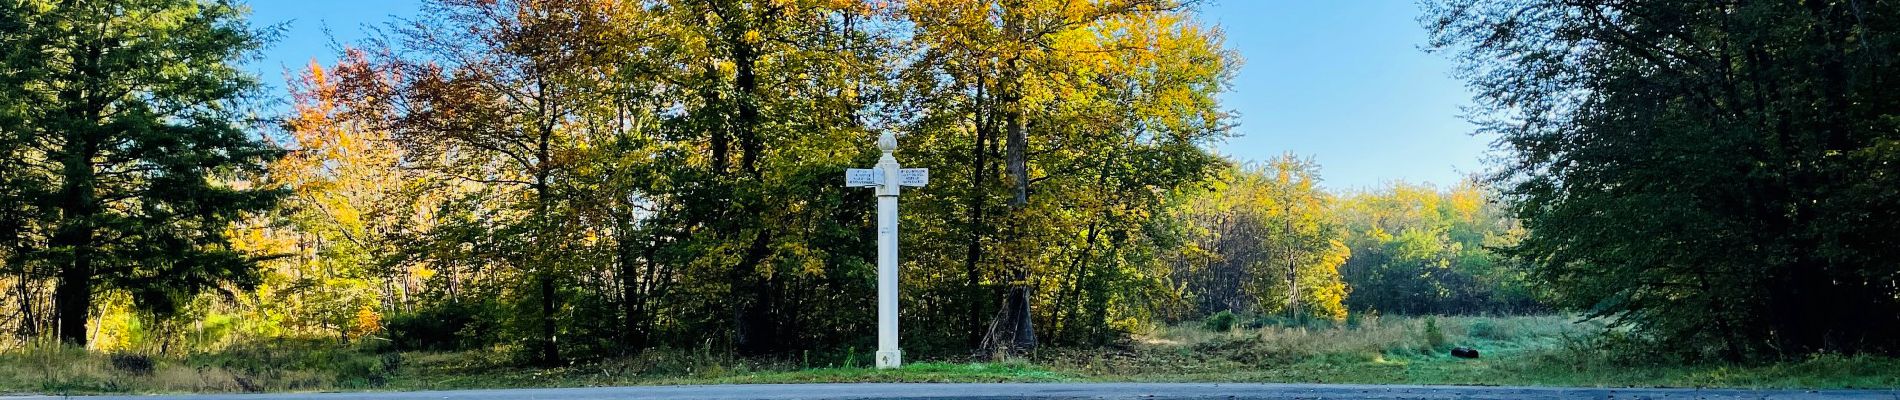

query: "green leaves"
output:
3 0 1248 356
1335 181 1541 315
1168 156 1350 322
1429 0 1900 359
0 0 282 347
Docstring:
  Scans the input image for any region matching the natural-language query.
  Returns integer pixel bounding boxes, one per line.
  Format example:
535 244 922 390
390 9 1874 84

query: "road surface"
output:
9 383 1898 399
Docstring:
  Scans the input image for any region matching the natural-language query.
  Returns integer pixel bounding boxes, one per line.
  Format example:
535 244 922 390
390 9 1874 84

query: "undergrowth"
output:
3 315 1896 395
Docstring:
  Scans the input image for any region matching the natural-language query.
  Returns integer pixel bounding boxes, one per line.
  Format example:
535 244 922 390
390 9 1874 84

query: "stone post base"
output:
875 349 902 369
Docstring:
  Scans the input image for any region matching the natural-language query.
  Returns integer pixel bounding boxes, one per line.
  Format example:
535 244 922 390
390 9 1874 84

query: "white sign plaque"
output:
898 168 928 187
846 168 880 187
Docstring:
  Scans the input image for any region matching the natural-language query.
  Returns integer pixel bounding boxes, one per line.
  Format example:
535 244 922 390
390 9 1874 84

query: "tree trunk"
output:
1052 222 1100 341
53 244 92 346
532 195 559 365
13 271 37 339
619 229 652 352
1285 252 1301 321
707 65 730 174
1005 99 1028 208
537 271 558 364
53 166 95 347
733 231 777 355
1005 66 1032 353
532 109 560 365
734 39 762 176
721 9 780 355
53 52 101 346
963 75 992 348
982 65 1035 357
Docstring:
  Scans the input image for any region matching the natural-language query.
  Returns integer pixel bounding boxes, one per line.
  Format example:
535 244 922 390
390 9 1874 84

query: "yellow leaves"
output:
715 60 738 79
1059 0 1098 20
227 221 290 256
323 195 365 234
140 0 1250 349
90 294 138 352
771 240 830 277
1446 182 1485 219
308 62 327 87
799 256 826 277
350 306 383 339
1177 159 1353 320
1323 238 1353 268
839 84 858 101
826 0 882 15
1366 226 1394 242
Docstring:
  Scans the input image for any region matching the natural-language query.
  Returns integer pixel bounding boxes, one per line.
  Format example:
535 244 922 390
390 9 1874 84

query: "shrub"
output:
383 302 493 351
1422 317 1447 351
1245 315 1283 329
1202 311 1238 332
1466 318 1517 340
108 354 155 376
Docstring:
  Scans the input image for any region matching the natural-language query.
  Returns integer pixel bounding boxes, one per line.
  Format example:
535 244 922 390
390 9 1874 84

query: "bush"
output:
1244 315 1281 329
383 302 493 351
327 352 398 388
1422 317 1447 351
1241 314 1341 330
1202 311 1238 332
1466 318 1510 340
1466 319 1493 339
108 354 155 376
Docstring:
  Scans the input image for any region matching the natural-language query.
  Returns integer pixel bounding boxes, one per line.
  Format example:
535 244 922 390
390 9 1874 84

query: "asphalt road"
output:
10 383 1899 399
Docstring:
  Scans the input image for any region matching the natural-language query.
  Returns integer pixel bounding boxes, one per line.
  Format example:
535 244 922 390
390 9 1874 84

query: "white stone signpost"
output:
847 131 924 369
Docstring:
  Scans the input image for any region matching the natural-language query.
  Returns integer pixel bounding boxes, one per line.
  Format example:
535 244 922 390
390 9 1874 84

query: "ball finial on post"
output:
877 131 897 153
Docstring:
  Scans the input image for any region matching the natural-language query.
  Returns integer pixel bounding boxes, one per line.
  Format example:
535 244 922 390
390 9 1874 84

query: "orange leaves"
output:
228 0 1244 348
279 55 405 195
350 305 384 339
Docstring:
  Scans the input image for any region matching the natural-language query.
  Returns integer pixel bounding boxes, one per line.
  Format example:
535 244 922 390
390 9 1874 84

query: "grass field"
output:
4 315 1897 395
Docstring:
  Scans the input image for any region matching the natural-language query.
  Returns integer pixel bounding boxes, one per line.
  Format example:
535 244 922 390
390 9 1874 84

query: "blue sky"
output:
244 0 1487 190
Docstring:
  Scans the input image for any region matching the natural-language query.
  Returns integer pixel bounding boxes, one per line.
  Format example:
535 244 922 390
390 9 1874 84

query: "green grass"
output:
4 315 1898 395
1046 315 1900 389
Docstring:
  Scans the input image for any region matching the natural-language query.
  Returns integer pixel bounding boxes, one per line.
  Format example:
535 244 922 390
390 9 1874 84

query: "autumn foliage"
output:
0 0 1539 363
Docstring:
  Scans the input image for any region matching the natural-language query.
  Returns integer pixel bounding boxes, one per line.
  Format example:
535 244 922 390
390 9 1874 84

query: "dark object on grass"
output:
1450 346 1480 358
110 353 156 375
235 376 261 392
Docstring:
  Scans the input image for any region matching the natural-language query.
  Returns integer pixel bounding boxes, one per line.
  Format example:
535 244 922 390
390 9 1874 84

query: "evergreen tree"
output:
0 0 282 346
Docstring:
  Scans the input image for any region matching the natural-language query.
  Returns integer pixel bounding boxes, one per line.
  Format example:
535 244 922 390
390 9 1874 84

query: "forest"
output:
1 0 1898 390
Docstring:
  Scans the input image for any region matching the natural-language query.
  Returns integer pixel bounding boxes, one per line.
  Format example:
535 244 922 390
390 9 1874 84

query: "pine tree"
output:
0 0 282 346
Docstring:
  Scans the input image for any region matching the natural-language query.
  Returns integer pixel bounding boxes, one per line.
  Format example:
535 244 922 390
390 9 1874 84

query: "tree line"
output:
7 0 1894 364
0 0 1534 362
1428 0 1900 359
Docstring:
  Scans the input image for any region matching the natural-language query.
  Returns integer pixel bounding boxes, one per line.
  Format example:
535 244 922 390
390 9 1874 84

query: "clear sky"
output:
243 0 1487 190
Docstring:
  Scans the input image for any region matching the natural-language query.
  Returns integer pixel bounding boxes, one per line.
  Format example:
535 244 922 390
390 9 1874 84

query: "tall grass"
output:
1039 315 1600 376
0 338 403 394
3 315 1896 394
1179 315 1591 358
